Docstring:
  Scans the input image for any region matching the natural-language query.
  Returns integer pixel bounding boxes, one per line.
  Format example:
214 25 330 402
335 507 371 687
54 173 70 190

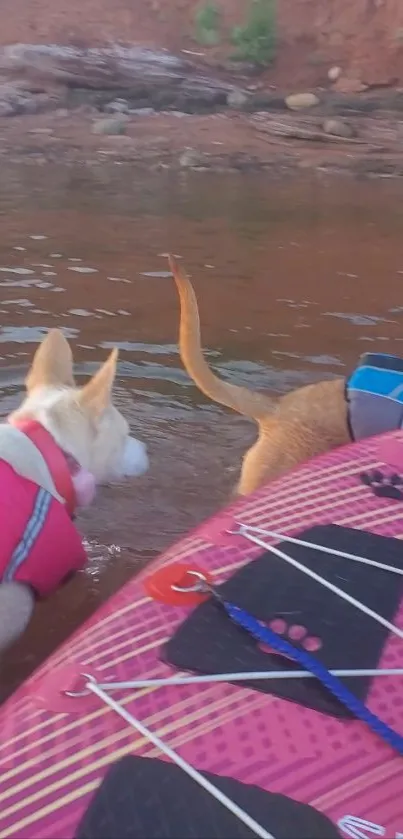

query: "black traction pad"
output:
163 525 403 718
76 754 341 839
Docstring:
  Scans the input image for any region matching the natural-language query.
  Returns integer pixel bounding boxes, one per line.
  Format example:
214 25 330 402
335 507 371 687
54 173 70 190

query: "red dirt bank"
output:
0 2 403 177
0 0 402 90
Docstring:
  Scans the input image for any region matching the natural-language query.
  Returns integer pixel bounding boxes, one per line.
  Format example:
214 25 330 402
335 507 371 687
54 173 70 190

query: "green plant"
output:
195 3 221 46
231 0 276 66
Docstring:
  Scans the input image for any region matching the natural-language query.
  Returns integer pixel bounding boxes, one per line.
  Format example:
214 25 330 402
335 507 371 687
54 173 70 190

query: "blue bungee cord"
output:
221 599 403 756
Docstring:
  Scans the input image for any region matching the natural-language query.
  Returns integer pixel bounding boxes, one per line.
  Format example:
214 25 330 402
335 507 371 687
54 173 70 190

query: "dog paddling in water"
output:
169 255 403 496
0 329 149 651
168 255 349 495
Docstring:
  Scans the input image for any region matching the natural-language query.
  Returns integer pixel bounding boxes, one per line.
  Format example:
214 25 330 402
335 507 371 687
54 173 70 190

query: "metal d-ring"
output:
64 671 97 699
171 570 210 594
226 523 247 536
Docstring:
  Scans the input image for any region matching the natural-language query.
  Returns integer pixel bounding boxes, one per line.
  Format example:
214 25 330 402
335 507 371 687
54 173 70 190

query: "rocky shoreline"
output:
1 44 403 177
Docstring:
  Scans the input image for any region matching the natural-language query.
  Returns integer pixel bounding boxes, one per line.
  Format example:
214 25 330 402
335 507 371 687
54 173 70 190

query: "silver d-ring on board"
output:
171 569 210 594
64 671 97 698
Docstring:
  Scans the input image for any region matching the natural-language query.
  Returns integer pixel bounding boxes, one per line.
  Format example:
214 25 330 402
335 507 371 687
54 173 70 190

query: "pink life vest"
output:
0 421 87 598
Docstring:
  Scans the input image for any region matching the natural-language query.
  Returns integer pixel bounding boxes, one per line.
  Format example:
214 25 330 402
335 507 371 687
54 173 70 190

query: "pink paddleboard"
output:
1 430 403 839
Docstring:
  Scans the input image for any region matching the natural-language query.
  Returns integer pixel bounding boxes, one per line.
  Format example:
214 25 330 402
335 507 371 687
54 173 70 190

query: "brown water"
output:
1 163 403 700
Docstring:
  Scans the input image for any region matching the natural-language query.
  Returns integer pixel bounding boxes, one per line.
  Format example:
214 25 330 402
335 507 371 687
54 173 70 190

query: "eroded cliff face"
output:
275 0 403 87
0 0 401 88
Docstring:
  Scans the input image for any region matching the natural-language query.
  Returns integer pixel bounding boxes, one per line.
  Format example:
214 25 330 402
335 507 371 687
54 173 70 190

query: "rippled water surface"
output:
1 164 403 699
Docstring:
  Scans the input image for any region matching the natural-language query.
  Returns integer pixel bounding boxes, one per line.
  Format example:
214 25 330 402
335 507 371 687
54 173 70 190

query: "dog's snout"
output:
122 437 149 477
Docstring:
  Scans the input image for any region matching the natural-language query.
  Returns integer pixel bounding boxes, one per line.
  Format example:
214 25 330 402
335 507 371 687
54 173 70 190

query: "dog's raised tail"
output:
168 255 274 422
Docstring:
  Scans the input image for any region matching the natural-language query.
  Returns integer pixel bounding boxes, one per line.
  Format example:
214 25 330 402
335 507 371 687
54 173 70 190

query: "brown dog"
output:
169 255 350 496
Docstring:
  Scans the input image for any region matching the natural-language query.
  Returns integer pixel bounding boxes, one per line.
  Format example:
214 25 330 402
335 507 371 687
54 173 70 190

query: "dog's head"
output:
9 329 149 500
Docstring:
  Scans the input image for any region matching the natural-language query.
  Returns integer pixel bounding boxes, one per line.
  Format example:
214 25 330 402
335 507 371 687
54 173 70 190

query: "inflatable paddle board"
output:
2 430 403 839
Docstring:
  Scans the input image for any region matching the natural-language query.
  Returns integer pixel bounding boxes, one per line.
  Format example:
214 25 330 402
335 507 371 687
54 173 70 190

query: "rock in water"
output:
179 148 203 168
92 117 127 135
323 118 355 138
104 98 130 114
227 89 248 109
285 92 320 111
328 66 342 82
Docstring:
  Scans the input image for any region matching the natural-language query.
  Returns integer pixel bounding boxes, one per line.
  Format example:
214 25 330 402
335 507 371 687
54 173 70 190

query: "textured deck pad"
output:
75 755 341 839
164 525 403 718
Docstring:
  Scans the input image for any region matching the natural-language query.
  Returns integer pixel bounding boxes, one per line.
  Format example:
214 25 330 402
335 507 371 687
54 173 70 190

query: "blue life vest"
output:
346 352 403 441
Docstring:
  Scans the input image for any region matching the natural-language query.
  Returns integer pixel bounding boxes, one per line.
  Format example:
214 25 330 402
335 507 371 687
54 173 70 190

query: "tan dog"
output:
10 329 148 484
0 329 149 650
169 255 350 496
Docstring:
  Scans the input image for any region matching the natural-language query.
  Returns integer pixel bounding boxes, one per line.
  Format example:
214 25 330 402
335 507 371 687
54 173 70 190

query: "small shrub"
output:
195 3 221 46
231 0 276 66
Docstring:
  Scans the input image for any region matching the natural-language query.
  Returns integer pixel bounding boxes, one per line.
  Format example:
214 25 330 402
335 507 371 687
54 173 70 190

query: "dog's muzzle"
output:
121 437 149 478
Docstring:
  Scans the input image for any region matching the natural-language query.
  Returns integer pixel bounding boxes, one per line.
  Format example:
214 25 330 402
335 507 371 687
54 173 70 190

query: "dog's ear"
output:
26 329 75 392
78 349 118 418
